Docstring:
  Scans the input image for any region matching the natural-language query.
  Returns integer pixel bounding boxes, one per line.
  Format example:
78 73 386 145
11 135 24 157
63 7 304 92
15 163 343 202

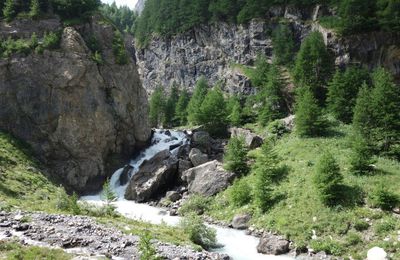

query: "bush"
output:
374 217 397 235
309 239 344 256
223 136 249 176
267 120 288 138
52 0 101 20
368 183 399 211
313 152 343 206
139 230 160 260
91 51 103 65
42 32 61 50
112 30 128 65
228 178 251 207
179 214 216 250
345 232 363 246
353 219 370 231
178 194 211 216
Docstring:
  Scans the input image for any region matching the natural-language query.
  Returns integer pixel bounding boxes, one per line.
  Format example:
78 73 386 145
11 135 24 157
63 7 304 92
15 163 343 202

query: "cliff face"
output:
0 17 151 193
136 5 400 94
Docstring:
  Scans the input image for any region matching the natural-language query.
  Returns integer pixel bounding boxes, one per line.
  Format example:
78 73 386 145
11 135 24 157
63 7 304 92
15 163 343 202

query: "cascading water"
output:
82 130 293 260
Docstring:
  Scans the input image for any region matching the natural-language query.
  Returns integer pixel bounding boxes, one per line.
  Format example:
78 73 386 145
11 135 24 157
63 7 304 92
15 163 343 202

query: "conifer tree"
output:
163 85 179 128
223 136 249 175
349 131 374 175
175 89 190 126
198 86 227 136
295 89 326 137
272 24 295 65
251 55 269 88
149 87 165 128
29 0 40 19
227 96 242 127
377 0 400 31
293 32 333 104
313 152 343 206
3 0 16 22
187 77 208 125
101 179 117 216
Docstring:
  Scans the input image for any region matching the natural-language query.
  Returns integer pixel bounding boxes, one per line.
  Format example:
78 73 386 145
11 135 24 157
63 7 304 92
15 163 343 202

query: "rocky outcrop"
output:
125 150 178 202
136 5 400 94
257 234 290 255
189 148 209 167
0 17 151 193
181 160 236 196
231 214 251 230
230 127 263 149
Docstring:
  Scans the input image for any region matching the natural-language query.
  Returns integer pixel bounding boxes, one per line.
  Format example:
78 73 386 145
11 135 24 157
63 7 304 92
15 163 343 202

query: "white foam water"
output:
81 130 293 260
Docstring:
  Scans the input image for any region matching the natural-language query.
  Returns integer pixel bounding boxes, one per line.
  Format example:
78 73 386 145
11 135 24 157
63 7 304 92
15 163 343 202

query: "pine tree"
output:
149 87 165 128
313 152 343 206
370 68 400 159
175 88 190 126
29 0 40 19
251 55 269 88
223 136 249 175
327 67 370 123
187 77 208 125
272 24 295 65
3 0 16 22
227 96 242 126
253 142 281 212
258 64 286 126
102 179 117 205
198 86 227 136
295 89 326 137
163 85 179 128
349 131 374 175
377 0 400 32
339 0 377 34
293 31 333 104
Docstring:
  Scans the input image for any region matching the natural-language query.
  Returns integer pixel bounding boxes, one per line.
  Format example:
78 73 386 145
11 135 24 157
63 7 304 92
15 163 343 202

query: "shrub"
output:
179 214 216 250
313 152 343 206
267 120 288 138
228 178 251 207
52 0 101 20
54 187 71 211
345 232 363 246
223 136 249 176
374 217 397 235
178 194 211 216
353 220 370 231
139 230 160 260
112 30 128 65
101 179 117 216
368 183 399 211
91 51 103 65
42 32 61 50
309 239 344 256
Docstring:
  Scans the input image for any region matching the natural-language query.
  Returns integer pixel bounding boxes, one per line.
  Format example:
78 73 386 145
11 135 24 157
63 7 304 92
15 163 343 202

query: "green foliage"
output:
251 55 269 88
293 31 333 104
0 241 71 260
267 120 288 139
368 183 399 211
102 179 117 204
91 51 103 65
223 136 249 175
338 0 378 34
313 152 343 206
258 64 287 126
29 0 40 19
327 67 370 123
101 2 137 34
187 77 209 125
179 213 216 250
272 24 295 65
198 86 228 137
149 87 165 127
377 0 400 31
112 30 129 65
179 194 211 216
139 230 160 260
353 220 370 231
295 89 327 137
309 239 344 256
163 85 179 128
174 89 190 126
42 31 61 50
52 0 101 20
69 192 81 215
3 0 16 22
227 96 242 127
349 132 374 175
228 178 252 206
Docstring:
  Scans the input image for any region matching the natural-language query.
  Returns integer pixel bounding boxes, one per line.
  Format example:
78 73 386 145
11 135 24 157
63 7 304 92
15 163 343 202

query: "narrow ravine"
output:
82 130 293 260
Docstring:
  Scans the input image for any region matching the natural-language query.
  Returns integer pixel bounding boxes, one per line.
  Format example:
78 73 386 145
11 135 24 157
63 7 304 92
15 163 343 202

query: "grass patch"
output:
0 240 71 260
205 123 400 258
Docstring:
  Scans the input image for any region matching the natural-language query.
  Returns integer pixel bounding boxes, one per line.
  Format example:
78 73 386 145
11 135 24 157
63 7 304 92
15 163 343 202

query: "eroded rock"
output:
257 234 290 255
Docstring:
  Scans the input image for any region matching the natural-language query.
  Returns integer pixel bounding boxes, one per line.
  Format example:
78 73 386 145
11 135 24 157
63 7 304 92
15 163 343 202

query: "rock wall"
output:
0 17 151 193
135 5 400 94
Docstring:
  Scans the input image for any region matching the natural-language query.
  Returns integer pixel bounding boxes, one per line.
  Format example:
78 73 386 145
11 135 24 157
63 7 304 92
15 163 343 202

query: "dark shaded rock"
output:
15 224 30 231
119 165 134 186
182 160 236 196
125 150 178 202
230 128 263 149
189 148 209 167
165 191 181 202
178 159 192 175
231 214 251 230
257 235 290 255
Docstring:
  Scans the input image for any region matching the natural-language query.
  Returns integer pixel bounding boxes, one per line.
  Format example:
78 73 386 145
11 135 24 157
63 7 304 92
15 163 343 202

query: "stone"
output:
0 17 151 193
367 247 388 260
125 150 178 202
165 191 181 202
281 115 295 132
230 127 263 149
178 159 192 174
192 131 212 152
189 148 209 167
257 235 290 255
182 160 236 196
231 214 251 230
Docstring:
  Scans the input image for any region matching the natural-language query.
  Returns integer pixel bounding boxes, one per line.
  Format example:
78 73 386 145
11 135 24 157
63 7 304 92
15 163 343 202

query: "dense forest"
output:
135 0 400 46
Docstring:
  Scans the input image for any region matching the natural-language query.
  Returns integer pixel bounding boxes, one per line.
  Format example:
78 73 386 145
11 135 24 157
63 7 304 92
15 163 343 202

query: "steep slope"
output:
0 17 151 193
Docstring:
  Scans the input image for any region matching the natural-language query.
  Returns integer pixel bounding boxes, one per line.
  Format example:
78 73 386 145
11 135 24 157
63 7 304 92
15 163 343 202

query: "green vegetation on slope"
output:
0 240 72 260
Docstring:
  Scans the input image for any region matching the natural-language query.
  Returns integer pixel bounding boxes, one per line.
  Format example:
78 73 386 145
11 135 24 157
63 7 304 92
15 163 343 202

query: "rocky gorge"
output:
135 5 400 94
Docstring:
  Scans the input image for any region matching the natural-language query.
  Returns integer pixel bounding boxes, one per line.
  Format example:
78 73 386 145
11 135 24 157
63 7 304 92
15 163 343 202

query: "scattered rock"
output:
178 159 192 174
257 234 290 255
231 214 251 230
393 207 400 214
367 247 388 260
189 148 209 167
230 128 263 149
165 191 181 202
191 131 212 153
15 224 30 231
281 115 295 132
182 160 236 196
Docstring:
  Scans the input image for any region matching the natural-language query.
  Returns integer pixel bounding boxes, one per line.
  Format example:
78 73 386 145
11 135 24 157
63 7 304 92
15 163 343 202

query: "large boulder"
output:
257 235 290 255
191 131 212 153
231 214 251 230
230 128 263 149
125 150 178 202
189 148 209 167
181 160 236 196
367 247 388 260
